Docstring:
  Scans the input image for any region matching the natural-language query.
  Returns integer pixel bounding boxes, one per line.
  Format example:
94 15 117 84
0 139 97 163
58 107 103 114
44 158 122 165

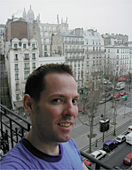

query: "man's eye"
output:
52 99 61 103
72 99 78 105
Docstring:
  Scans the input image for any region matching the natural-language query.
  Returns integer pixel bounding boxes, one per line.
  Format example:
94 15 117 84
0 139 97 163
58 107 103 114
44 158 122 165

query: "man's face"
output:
32 73 79 144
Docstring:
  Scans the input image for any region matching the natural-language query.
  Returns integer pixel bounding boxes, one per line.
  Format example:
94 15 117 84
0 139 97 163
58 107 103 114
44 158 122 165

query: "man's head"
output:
25 63 74 102
24 63 79 144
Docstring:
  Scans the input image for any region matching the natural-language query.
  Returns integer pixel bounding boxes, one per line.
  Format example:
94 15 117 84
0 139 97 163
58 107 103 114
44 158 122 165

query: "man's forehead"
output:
44 73 77 91
45 73 75 83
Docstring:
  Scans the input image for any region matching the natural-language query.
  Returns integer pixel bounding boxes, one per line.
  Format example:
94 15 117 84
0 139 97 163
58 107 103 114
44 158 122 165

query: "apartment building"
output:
3 7 66 109
128 42 132 75
39 18 68 57
83 29 105 87
51 28 105 88
0 24 5 55
51 29 84 88
102 33 128 46
5 38 39 108
105 45 130 77
22 6 69 58
2 6 131 109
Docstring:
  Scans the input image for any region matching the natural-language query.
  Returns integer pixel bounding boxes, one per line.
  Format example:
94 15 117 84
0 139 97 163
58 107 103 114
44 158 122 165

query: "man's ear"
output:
23 94 33 114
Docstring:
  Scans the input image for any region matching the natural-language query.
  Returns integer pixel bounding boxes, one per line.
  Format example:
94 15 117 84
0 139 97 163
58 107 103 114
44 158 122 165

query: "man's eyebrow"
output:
74 95 79 99
49 94 79 98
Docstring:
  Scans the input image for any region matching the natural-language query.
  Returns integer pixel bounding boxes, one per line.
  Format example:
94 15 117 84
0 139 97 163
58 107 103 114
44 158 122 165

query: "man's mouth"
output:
58 123 71 127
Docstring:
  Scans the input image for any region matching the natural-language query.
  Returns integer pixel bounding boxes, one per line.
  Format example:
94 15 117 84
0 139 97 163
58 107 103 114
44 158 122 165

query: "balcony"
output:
65 56 84 61
64 41 84 45
0 104 113 169
65 49 84 53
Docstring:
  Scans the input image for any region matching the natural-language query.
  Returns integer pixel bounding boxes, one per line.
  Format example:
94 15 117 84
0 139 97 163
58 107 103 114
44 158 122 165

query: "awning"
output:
118 77 127 81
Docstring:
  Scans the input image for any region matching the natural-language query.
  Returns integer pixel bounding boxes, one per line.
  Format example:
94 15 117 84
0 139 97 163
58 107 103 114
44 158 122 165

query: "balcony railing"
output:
0 104 113 169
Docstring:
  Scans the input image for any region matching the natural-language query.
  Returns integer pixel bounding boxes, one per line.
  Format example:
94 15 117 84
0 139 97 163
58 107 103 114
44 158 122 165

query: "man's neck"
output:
25 130 60 156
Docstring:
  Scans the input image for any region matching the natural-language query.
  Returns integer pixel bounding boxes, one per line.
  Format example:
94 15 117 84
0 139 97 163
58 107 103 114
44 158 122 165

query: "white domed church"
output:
22 5 35 23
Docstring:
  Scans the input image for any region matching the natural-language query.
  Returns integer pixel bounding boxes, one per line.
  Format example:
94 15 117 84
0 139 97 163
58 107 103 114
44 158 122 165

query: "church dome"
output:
27 5 34 22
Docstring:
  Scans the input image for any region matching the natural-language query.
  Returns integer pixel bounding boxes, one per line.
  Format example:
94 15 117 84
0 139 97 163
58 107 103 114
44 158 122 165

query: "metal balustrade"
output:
0 104 30 153
0 104 113 169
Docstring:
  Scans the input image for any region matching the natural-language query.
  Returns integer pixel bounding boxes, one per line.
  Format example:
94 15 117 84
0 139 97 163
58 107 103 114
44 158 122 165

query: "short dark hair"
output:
25 63 73 102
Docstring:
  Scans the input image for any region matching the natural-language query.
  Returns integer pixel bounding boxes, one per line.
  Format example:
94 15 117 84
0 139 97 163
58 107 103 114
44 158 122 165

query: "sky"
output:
0 0 132 41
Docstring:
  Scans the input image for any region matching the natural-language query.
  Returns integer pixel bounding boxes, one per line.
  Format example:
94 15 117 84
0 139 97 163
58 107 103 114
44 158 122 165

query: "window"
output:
23 44 26 48
24 71 30 80
24 63 30 70
32 43 35 49
14 44 17 49
15 73 19 80
44 45 47 51
24 53 29 60
32 63 36 69
16 83 19 91
16 94 20 100
14 54 18 60
15 64 18 70
32 53 36 59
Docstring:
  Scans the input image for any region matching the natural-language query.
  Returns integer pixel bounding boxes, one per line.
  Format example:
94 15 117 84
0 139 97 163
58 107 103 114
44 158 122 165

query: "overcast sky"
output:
0 0 132 40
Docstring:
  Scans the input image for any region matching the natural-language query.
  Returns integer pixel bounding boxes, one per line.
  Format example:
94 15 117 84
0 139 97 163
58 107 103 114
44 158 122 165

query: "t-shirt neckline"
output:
21 138 63 162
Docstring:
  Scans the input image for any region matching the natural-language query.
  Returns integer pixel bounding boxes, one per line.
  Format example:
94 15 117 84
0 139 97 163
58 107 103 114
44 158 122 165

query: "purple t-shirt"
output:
0 137 83 170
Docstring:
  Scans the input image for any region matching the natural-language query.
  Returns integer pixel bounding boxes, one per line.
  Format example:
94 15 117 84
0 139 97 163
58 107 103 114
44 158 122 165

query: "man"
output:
1 63 88 169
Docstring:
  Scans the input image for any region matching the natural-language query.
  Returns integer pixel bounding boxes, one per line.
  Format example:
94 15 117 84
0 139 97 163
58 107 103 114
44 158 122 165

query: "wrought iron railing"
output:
0 104 30 153
0 104 113 169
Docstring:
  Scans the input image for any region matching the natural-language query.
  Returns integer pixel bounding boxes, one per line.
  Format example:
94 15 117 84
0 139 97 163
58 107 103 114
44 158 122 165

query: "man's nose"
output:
63 101 78 116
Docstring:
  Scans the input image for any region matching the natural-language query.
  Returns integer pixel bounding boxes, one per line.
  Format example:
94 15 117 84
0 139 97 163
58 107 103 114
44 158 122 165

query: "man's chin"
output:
59 136 71 143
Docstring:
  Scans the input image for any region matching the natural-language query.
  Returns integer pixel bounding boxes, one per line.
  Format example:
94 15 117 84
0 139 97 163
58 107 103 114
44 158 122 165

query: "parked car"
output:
114 93 120 100
83 160 91 166
103 140 118 152
123 152 132 166
90 150 106 160
120 91 127 96
127 125 132 132
126 132 132 145
103 79 112 85
105 86 113 92
115 135 126 144
99 93 113 104
115 82 125 90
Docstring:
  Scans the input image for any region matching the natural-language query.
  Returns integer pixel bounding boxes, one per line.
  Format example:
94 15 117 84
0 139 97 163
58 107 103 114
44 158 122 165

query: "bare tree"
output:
104 60 119 136
78 76 102 153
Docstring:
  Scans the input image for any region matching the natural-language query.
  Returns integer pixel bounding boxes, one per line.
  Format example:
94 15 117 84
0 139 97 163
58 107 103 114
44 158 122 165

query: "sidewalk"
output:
90 111 132 153
74 105 132 152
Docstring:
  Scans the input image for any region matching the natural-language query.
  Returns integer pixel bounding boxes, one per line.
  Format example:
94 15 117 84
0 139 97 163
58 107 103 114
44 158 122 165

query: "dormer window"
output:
14 44 17 49
23 44 26 49
32 43 35 49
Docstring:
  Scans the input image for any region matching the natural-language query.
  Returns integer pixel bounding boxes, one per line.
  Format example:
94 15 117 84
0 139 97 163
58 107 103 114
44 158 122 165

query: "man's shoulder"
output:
64 138 78 148
0 138 33 169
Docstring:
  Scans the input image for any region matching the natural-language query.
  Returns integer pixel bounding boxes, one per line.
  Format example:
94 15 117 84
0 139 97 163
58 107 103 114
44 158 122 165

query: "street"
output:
72 85 132 150
103 142 131 169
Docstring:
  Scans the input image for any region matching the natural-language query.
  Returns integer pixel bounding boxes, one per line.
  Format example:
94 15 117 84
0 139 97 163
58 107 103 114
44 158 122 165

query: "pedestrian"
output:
0 63 88 170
